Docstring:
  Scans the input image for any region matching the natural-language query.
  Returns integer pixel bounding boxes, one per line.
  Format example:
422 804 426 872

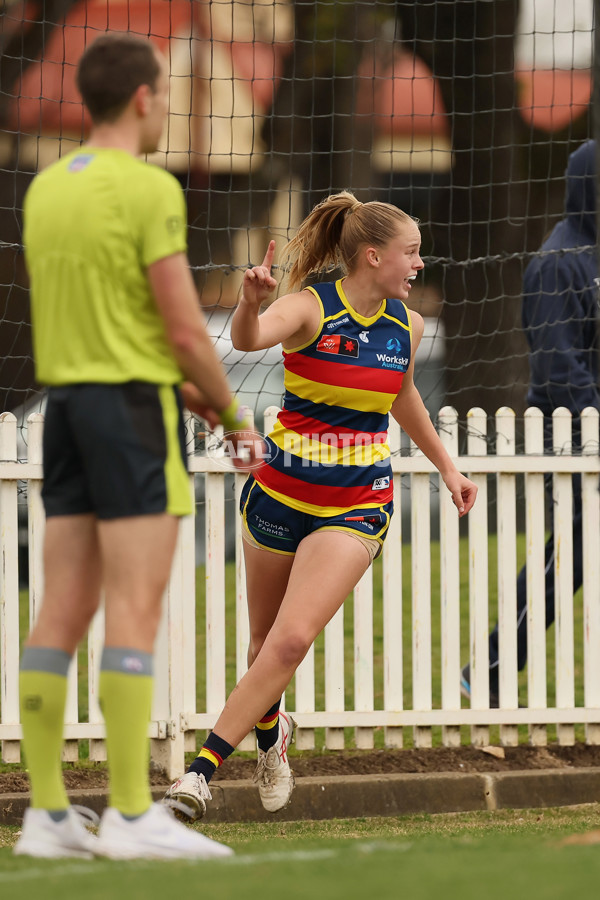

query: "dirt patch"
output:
3 744 600 794
215 744 600 780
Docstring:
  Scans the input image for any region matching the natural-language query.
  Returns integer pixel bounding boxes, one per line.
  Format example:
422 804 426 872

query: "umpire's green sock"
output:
19 646 71 811
99 647 154 818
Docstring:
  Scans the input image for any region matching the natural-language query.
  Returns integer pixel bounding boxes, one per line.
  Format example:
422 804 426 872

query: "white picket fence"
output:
1 405 599 778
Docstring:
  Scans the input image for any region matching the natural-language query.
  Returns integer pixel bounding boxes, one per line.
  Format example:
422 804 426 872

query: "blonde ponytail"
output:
280 191 415 292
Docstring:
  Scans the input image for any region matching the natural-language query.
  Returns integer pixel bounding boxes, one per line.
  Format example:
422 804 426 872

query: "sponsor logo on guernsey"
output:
317 334 359 357
376 337 408 369
372 476 390 491
359 330 369 343
326 315 350 329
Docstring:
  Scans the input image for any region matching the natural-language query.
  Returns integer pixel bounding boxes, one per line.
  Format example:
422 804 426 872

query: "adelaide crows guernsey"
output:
254 279 412 516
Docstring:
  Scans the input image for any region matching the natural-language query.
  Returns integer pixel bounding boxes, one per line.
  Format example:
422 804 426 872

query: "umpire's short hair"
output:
77 33 161 124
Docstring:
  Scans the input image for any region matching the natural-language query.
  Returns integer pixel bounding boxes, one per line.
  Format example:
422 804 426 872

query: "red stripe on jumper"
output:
285 352 403 395
277 410 387 443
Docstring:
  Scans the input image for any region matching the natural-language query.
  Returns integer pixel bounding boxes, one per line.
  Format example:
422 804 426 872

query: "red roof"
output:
357 53 449 138
8 0 287 138
516 68 591 132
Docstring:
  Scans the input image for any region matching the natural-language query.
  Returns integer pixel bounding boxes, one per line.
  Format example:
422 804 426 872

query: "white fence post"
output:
205 433 227 726
411 434 432 748
383 418 403 748
324 606 345 750
524 407 547 746
581 408 600 744
152 410 196 777
234 470 255 752
496 407 519 746
26 414 45 627
234 406 258 754
88 601 106 762
354 567 374 749
0 413 21 762
151 476 196 779
552 408 575 746
438 407 461 748
467 407 490 746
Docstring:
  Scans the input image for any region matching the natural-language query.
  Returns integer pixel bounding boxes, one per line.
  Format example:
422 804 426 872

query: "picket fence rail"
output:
1 405 599 778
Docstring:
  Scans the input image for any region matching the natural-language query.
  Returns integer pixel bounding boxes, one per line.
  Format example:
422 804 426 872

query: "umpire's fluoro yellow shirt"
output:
24 147 187 386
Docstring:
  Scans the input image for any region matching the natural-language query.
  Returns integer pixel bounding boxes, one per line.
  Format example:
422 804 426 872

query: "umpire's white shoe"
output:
164 771 212 822
253 711 296 812
95 802 233 860
13 806 99 859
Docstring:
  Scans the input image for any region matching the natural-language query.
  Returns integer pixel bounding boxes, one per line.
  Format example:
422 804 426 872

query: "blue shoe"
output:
460 665 471 700
460 665 500 709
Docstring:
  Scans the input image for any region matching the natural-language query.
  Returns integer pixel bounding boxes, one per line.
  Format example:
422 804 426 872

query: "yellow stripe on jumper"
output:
269 420 391 466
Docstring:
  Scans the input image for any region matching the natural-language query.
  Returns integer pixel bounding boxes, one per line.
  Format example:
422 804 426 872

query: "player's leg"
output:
168 532 368 819
167 537 295 818
239 479 302 752
16 514 102 858
245 537 295 745
245 539 295 666
210 530 371 749
242 540 298 809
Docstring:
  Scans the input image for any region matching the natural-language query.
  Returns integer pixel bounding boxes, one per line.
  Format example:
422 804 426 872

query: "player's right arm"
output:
231 241 321 351
148 252 264 469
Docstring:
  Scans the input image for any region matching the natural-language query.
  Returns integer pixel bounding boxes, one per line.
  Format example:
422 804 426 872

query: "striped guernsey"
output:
255 278 412 516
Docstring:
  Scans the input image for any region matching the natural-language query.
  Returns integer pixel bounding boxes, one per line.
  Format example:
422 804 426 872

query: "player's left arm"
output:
390 311 478 517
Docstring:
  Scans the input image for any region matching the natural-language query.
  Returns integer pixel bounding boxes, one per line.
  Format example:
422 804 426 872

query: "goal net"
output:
0 0 594 432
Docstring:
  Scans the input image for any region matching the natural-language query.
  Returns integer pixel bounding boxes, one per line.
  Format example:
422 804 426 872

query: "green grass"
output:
1 807 600 899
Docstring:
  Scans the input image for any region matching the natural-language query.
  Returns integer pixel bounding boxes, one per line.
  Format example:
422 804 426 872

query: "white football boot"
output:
163 771 212 822
13 806 99 859
95 802 233 860
253 710 296 812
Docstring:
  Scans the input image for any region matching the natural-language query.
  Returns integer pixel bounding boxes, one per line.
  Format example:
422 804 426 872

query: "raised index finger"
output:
261 240 276 271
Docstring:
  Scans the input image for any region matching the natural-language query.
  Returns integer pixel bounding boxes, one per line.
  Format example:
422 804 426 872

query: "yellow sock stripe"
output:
255 713 279 731
199 747 223 768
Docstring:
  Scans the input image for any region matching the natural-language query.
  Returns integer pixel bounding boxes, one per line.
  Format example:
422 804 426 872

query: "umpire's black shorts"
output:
42 382 192 519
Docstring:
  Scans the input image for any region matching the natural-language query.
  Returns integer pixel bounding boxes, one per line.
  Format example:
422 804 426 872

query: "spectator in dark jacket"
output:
462 139 599 707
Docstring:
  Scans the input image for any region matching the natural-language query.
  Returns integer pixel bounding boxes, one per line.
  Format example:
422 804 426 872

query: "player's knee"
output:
270 632 312 670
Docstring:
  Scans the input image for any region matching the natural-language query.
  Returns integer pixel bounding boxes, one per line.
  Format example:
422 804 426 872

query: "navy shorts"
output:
42 382 192 519
239 475 393 558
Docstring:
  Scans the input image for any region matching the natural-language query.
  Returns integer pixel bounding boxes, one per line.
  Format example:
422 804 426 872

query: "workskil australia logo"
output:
376 337 408 370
